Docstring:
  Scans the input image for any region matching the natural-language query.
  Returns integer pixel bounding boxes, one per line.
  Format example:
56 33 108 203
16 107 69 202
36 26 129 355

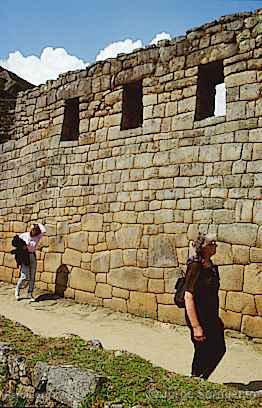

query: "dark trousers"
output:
190 322 226 380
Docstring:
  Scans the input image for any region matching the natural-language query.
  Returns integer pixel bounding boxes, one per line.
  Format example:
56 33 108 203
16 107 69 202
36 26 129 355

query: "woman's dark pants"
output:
190 323 226 380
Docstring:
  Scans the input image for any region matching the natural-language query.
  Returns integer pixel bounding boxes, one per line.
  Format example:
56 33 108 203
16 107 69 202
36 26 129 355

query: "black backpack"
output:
174 271 186 308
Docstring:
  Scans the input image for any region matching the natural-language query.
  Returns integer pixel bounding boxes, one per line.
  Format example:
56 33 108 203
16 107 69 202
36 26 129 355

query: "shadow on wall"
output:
55 264 69 297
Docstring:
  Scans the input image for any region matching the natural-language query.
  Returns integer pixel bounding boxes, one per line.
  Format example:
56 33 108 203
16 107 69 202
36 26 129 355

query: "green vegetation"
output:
0 316 260 408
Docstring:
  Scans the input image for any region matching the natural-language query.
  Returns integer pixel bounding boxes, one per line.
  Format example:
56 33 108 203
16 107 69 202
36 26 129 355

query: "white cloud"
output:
150 32 172 45
0 32 172 86
95 39 143 61
0 47 88 85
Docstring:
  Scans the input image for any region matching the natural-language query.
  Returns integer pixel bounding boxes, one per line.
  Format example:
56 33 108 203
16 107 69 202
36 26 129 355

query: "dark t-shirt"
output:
184 261 220 329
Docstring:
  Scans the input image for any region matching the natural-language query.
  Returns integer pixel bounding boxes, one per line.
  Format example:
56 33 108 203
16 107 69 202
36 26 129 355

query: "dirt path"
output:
0 282 261 389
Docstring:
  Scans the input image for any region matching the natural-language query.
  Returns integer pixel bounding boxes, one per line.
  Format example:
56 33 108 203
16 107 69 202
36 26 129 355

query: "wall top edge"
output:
10 7 262 100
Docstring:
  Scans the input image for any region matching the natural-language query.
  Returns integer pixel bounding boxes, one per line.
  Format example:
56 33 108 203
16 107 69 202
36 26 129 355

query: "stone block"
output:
127 291 157 318
134 153 154 168
41 272 55 284
70 267 96 292
171 112 194 130
154 209 173 224
227 102 246 121
219 265 244 291
225 71 257 87
257 226 262 248
103 297 127 313
219 309 242 331
115 225 143 249
221 143 242 161
110 250 124 269
241 315 262 338
62 249 81 267
253 201 262 225
255 295 262 316
0 251 4 266
148 234 178 267
199 145 221 162
44 253 62 272
148 279 164 293
250 248 262 263
170 146 199 164
96 273 107 283
143 267 164 279
186 43 237 67
218 223 258 246
82 213 103 231
212 242 233 265
226 292 256 315
143 94 157 106
240 83 261 100
166 101 177 116
0 266 13 282
112 287 130 299
3 253 17 269
157 293 174 304
57 222 69 235
68 232 89 252
178 97 196 114
143 118 161 134
123 249 137 266
108 267 147 291
235 200 254 223
91 251 110 273
243 263 262 295
48 236 65 253
12 221 27 233
219 290 226 309
232 245 250 265
158 305 186 325
95 283 112 298
253 143 262 161
113 211 137 224
74 290 102 305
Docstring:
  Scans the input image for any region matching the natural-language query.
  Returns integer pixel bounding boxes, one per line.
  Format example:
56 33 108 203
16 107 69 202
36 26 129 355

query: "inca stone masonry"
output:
0 9 261 337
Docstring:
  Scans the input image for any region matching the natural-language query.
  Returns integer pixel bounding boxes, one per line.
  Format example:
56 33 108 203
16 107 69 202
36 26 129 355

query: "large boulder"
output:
32 363 105 408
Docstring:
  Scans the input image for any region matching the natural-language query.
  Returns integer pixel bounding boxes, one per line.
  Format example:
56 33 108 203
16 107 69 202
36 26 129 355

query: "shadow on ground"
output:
34 293 61 302
225 380 262 391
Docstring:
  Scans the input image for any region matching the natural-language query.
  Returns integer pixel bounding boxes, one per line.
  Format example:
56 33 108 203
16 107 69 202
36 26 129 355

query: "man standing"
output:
15 223 46 302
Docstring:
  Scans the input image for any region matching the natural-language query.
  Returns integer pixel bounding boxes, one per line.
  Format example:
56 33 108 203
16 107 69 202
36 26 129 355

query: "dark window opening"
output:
61 97 79 141
121 80 143 130
195 60 225 121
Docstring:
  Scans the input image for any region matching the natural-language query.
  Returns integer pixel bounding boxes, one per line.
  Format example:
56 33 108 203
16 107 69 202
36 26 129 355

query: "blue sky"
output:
1 0 261 84
2 0 261 61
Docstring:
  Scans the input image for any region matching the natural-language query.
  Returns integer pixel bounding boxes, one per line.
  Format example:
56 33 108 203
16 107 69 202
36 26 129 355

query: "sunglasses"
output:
207 240 217 246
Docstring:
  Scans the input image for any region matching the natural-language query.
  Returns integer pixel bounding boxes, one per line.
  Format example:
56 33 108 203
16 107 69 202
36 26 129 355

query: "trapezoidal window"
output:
195 60 225 121
61 97 79 141
121 80 143 130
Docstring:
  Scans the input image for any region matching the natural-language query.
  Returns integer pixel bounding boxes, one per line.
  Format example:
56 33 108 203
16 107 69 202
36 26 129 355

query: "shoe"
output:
28 297 36 302
15 294 20 301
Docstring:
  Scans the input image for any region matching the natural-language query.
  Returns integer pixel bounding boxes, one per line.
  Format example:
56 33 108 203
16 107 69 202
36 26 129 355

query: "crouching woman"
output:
184 233 226 380
15 223 46 302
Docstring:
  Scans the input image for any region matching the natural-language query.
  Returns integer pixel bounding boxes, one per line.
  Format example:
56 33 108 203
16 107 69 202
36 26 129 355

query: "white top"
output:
19 223 46 253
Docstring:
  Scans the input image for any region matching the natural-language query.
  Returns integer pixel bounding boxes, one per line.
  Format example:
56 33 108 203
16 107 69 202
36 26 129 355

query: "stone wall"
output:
0 342 104 407
0 9 261 337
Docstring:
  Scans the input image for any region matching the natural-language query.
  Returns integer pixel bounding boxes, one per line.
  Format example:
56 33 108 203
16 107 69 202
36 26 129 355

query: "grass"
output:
0 315 261 408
